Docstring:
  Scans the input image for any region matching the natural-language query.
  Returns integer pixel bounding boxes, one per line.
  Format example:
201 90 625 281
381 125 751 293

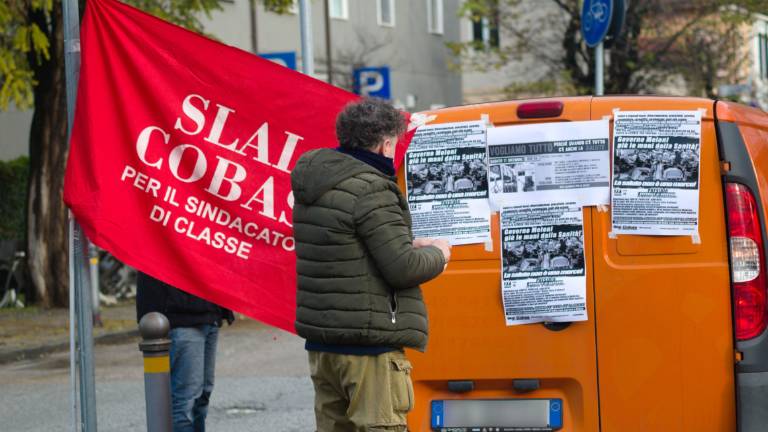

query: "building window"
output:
471 12 499 48
378 0 395 27
427 0 443 35
759 33 768 79
329 0 348 20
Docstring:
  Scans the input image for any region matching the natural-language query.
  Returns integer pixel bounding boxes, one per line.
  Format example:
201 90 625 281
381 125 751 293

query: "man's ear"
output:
387 139 397 157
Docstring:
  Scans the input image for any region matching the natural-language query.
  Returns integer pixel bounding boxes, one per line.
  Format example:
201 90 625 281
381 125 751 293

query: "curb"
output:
0 328 140 365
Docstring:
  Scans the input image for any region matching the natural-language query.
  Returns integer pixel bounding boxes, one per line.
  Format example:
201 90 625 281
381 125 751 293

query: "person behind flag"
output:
291 98 451 431
136 272 234 432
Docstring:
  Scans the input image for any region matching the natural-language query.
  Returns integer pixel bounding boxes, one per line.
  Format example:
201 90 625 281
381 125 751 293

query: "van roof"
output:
428 95 723 123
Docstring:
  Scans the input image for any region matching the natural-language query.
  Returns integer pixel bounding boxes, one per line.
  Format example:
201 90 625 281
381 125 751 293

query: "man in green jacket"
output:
291 98 451 431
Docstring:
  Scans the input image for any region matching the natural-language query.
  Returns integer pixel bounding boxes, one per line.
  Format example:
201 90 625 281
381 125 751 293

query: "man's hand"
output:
413 237 435 248
414 237 451 269
431 239 452 264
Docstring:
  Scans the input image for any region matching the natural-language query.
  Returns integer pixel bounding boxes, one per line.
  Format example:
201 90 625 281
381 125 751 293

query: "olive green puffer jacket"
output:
291 148 445 351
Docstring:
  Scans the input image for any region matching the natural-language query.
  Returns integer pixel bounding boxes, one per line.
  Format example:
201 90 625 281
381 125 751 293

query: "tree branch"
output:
548 0 576 15
652 9 714 59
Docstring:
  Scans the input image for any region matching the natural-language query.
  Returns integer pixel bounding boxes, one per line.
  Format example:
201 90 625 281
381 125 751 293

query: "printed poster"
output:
611 110 702 236
500 202 588 326
405 121 491 245
487 120 610 208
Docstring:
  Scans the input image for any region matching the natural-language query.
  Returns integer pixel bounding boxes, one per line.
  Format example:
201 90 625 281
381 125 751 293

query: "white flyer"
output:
500 202 588 326
487 120 610 208
611 110 702 236
405 120 491 245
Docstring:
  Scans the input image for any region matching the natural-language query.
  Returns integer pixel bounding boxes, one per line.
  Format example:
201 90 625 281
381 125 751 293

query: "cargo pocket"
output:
390 356 414 414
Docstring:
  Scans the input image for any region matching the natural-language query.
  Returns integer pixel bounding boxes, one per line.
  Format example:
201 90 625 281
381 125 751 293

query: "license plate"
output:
431 398 563 431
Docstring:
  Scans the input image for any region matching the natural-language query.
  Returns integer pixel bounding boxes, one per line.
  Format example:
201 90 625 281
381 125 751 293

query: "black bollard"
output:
139 312 172 432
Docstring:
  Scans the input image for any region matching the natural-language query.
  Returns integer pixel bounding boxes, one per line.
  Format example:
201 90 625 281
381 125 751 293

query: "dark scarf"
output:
337 147 395 176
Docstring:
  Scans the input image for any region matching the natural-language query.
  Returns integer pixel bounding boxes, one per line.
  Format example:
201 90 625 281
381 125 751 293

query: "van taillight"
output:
726 183 768 340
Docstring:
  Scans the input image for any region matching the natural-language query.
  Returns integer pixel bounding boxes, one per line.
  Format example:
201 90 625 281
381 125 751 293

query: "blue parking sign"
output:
353 67 390 99
259 52 297 70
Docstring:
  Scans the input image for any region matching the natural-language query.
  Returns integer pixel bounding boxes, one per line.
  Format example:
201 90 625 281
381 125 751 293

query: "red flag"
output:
64 0 411 332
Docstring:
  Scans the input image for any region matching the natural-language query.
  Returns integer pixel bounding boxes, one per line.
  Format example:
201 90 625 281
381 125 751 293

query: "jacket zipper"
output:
391 292 398 324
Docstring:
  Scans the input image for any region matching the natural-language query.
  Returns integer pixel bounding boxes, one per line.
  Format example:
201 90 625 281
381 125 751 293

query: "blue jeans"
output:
169 324 219 432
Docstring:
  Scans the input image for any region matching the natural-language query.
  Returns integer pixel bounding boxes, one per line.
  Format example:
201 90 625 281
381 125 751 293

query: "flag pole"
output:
68 214 77 431
62 0 98 429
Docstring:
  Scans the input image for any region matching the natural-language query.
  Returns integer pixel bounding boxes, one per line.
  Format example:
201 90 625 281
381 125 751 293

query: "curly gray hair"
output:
335 98 406 151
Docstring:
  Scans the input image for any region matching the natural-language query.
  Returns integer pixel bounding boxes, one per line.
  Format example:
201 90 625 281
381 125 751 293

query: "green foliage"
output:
0 0 51 110
0 0 294 111
457 0 506 20
0 157 29 240
127 0 224 33
262 0 295 14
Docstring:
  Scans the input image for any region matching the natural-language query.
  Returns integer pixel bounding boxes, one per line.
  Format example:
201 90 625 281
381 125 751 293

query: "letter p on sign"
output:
353 67 390 99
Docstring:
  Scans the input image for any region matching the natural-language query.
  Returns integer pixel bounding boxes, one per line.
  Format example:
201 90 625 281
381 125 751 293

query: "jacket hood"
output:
291 148 385 204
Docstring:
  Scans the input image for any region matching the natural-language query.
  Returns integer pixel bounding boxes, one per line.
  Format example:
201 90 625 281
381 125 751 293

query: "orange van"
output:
401 96 768 431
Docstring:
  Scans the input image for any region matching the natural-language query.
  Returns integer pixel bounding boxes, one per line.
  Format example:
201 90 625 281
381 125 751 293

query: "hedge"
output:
0 156 29 240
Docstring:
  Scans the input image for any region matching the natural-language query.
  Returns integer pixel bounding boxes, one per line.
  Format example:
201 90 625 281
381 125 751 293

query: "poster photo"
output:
500 201 588 326
487 120 610 208
611 110 702 236
405 121 491 245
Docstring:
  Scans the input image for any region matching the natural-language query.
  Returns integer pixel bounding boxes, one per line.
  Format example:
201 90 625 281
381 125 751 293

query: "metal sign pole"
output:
62 0 98 430
595 41 604 96
298 0 314 75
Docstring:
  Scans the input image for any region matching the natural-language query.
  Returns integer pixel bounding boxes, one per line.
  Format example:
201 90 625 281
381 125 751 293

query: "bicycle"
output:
98 249 136 305
0 250 27 309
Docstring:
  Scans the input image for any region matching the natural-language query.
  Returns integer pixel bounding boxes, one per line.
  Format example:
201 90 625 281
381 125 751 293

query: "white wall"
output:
0 106 32 161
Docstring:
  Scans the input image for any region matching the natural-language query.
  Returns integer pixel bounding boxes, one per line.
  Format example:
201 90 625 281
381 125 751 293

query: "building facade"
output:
203 0 462 109
0 0 463 161
745 14 768 107
458 0 566 104
458 1 768 110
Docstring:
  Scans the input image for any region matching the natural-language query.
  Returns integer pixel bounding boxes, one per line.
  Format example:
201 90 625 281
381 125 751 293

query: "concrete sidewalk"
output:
0 301 139 364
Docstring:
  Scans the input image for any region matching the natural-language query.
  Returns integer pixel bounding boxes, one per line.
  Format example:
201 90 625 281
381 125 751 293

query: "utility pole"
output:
299 0 314 75
324 0 333 85
250 0 259 54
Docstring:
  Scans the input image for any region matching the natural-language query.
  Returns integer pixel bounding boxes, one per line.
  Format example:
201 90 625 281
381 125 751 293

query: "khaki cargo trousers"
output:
308 350 415 432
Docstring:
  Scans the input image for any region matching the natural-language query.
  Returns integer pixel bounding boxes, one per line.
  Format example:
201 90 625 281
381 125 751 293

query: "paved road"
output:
0 319 316 431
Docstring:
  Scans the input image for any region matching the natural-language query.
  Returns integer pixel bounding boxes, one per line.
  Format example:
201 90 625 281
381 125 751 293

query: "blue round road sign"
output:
581 0 613 48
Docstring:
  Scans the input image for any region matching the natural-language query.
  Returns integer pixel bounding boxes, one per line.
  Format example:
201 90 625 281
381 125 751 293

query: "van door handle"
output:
542 321 571 331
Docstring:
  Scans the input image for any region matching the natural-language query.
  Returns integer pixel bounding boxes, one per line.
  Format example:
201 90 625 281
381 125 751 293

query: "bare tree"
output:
667 13 752 98
451 0 768 97
326 27 394 92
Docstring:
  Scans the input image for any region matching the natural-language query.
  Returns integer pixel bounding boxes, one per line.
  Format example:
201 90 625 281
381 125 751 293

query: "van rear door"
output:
590 97 735 431
405 97 600 431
